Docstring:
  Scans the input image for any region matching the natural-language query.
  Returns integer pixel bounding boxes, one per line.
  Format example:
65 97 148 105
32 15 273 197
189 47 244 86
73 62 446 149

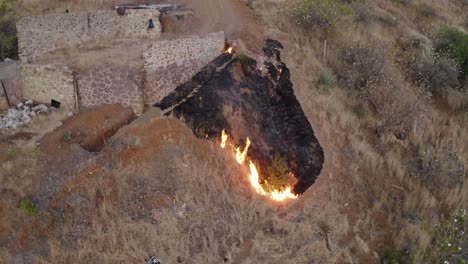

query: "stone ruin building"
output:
0 5 226 115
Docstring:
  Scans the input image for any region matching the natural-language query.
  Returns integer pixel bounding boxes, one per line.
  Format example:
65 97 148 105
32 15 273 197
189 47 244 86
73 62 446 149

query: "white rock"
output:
32 105 47 113
67 112 74 117
7 109 19 119
25 100 33 105
17 103 23 108
21 114 31 123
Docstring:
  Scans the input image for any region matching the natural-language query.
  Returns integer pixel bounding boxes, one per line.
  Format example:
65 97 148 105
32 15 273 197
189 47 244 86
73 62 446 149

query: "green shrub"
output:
319 69 337 89
434 27 468 86
284 0 352 32
19 198 38 216
263 154 291 192
424 209 467 263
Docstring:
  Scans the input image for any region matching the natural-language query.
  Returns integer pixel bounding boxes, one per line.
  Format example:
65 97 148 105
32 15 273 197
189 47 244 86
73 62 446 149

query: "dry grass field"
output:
1 0 467 263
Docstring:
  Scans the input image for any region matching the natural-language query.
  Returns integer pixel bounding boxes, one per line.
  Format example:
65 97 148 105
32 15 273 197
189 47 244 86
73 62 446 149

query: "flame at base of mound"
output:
220 130 297 202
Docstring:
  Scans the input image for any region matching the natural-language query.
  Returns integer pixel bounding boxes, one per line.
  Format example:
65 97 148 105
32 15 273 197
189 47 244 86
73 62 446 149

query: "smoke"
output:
179 0 265 52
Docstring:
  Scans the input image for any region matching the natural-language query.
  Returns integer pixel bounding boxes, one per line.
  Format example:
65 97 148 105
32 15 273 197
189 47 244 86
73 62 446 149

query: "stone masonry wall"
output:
77 65 145 115
19 64 76 110
143 32 225 104
17 9 161 62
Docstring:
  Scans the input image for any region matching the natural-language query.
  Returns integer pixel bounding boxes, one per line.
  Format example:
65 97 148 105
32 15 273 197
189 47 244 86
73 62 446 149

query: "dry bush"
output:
408 51 460 92
349 0 373 23
341 42 388 91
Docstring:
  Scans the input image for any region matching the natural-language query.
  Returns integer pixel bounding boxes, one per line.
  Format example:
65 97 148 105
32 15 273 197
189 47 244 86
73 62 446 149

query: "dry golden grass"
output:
254 0 468 262
19 136 353 263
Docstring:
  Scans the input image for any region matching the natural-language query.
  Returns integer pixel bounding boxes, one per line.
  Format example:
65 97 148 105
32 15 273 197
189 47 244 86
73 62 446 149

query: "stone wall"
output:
0 60 21 110
19 64 76 110
143 32 225 104
77 65 145 115
17 9 161 62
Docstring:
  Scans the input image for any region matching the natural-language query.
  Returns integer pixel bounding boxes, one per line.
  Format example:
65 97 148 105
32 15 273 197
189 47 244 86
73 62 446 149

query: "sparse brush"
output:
283 0 352 32
350 0 373 23
319 69 337 90
19 198 38 216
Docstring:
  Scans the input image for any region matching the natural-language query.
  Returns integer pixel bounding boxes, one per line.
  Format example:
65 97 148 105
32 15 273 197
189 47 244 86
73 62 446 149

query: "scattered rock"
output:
0 100 51 129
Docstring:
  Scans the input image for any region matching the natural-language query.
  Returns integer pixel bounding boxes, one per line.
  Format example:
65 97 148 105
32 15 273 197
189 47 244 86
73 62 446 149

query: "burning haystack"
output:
156 39 324 200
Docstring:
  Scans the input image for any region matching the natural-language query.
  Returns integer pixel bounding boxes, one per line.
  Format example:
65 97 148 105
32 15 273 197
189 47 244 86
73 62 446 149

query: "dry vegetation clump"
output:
349 0 373 23
340 42 389 91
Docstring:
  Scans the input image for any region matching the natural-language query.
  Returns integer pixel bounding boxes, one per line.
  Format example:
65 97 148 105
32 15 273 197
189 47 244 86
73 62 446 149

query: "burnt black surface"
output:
155 40 324 194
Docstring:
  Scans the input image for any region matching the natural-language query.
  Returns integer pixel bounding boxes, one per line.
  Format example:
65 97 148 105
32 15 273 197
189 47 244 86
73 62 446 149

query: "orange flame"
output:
219 129 297 201
235 138 250 164
221 129 228 148
226 47 233 54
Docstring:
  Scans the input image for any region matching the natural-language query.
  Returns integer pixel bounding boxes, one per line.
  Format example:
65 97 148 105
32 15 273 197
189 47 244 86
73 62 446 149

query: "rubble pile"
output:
0 100 52 129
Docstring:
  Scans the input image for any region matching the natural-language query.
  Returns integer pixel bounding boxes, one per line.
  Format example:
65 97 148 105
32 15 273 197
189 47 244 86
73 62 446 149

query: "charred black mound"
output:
155 39 324 194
